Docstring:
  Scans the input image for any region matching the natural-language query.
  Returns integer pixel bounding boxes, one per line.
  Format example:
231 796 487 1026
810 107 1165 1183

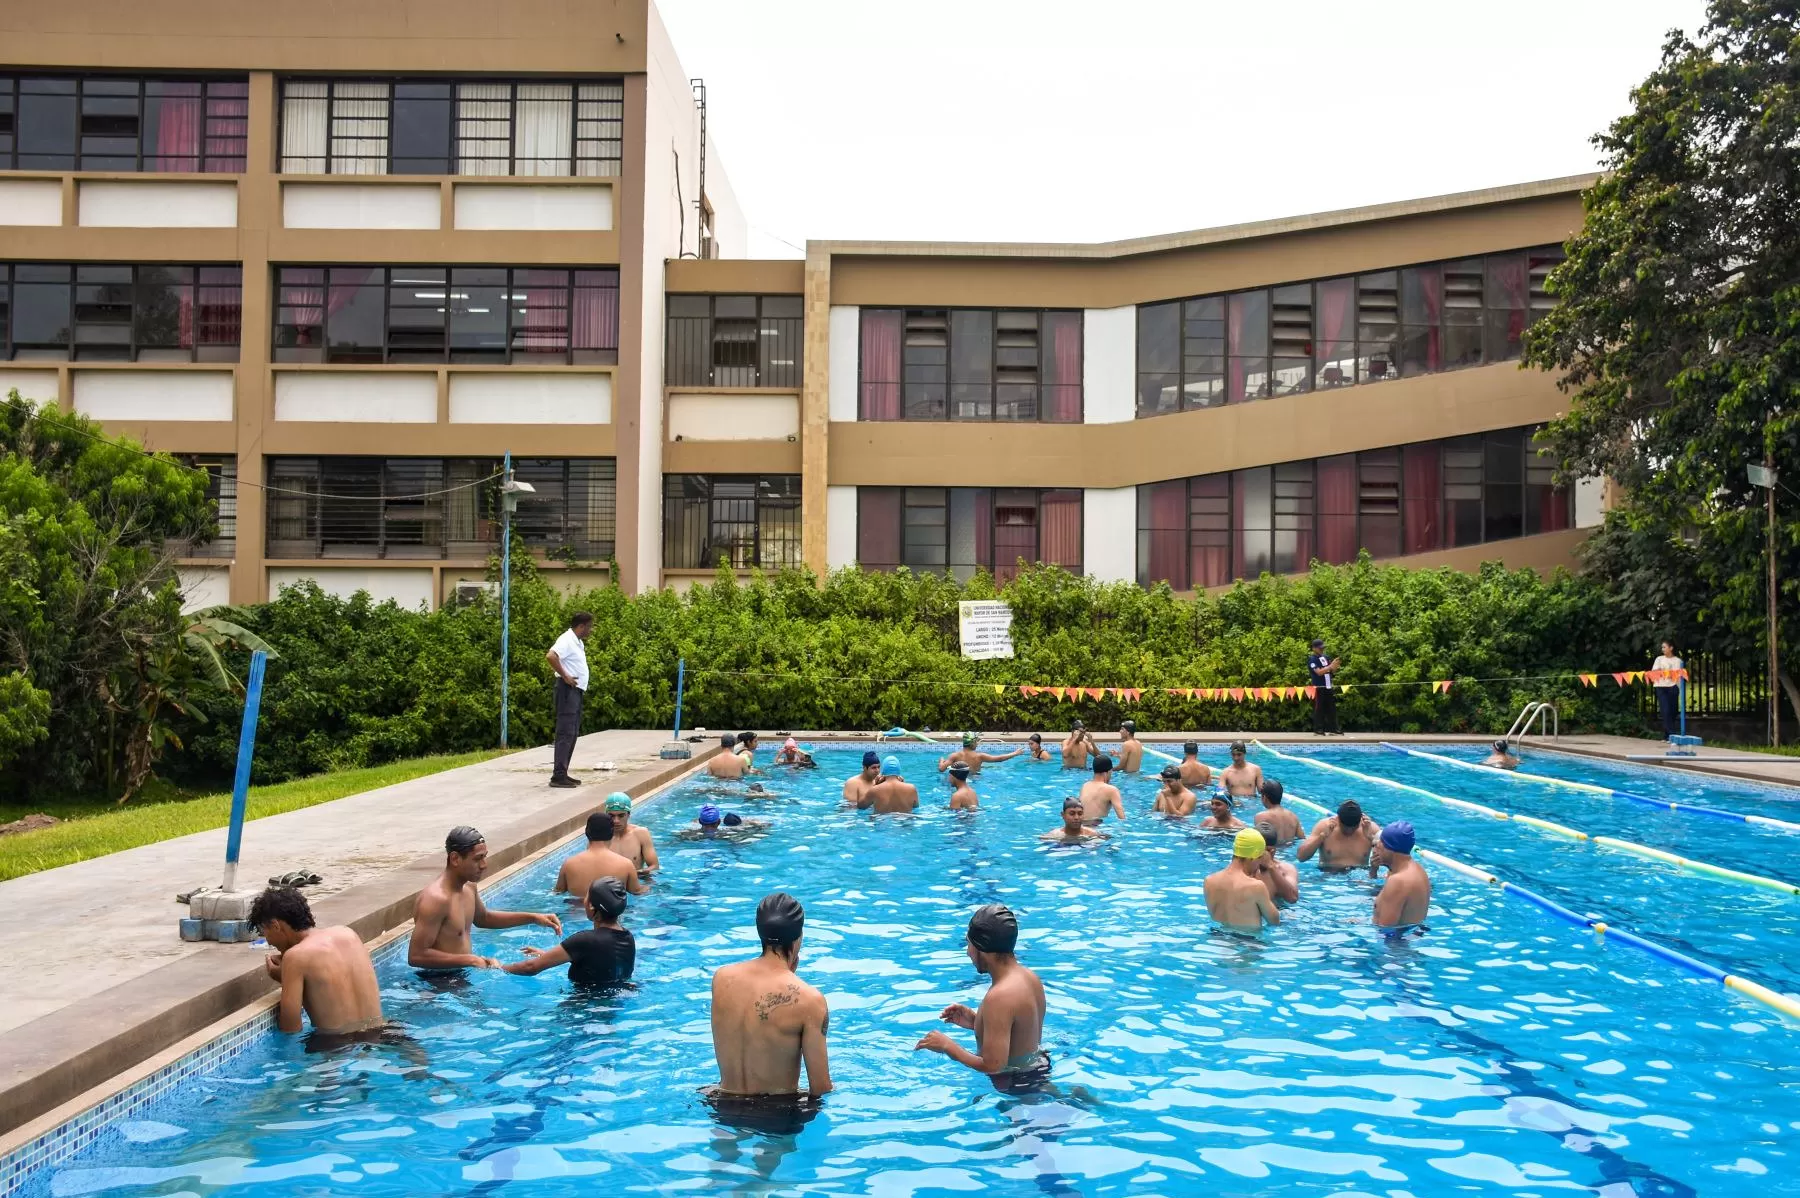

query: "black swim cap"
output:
1092 754 1113 773
445 825 484 856
967 904 1019 954
738 731 757 744
587 876 627 919
723 812 743 826
585 811 615 842
1338 800 1363 826
1029 733 1042 743
1260 778 1284 804
1229 740 1247 754
1120 720 1136 734
949 762 971 780
1183 741 1198 754
1160 764 1181 781
1062 796 1083 811
756 892 805 947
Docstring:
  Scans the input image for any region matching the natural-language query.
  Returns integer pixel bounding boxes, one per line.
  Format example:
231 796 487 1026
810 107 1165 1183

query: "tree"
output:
1523 0 1800 727
0 394 217 799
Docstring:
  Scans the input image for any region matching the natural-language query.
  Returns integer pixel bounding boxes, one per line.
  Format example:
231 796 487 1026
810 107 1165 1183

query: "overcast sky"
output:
656 0 1710 258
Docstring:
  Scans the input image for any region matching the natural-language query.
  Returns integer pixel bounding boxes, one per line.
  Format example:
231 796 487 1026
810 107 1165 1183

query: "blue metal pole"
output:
1679 676 1687 739
673 656 686 740
222 650 268 891
501 451 512 749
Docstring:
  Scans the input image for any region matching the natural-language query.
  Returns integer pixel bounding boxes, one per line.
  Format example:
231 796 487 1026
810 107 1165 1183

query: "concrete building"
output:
0 2 1599 608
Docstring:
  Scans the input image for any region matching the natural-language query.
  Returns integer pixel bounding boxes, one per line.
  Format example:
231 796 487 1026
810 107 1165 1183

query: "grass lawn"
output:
1712 741 1800 758
0 751 506 882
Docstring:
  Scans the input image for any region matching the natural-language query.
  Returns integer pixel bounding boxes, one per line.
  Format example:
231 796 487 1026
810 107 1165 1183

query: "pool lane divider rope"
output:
1378 742 1800 833
1250 741 1800 897
1271 786 1800 1023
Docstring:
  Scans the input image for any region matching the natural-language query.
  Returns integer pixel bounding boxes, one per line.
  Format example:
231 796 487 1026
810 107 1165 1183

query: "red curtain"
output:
573 270 619 354
1039 490 1082 569
196 268 241 347
1410 268 1442 372
1316 454 1358 564
1542 485 1571 531
1402 443 1442 554
280 268 326 345
1315 277 1352 385
1489 254 1527 356
1189 475 1230 588
1227 293 1248 402
518 269 570 353
1043 312 1082 422
857 488 900 569
1143 480 1187 588
203 85 249 171
860 310 902 420
150 89 201 171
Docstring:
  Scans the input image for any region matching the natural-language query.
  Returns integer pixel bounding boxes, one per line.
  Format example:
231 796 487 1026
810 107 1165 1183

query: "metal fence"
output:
1642 653 1767 718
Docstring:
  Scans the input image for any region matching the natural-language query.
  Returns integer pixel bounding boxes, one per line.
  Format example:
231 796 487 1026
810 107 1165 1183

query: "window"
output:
664 295 804 388
859 309 1082 422
1136 247 1566 418
169 455 237 559
856 487 1082 580
265 457 614 560
0 75 246 172
662 475 801 569
0 263 241 361
274 266 619 365
1134 426 1569 587
279 78 623 176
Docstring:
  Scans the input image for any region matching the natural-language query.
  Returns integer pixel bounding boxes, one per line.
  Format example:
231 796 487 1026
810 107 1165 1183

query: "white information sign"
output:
958 600 1015 661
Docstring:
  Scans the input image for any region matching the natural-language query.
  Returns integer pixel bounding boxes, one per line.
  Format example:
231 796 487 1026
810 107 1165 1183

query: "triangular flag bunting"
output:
1676 668 1689 681
1051 687 1066 701
1340 684 1352 694
993 685 1005 694
1578 673 1597 687
1305 685 1317 700
1612 672 1629 686
1432 680 1452 694
1165 688 1183 698
1089 687 1106 701
1630 671 1647 684
1229 687 1245 702
1255 687 1273 702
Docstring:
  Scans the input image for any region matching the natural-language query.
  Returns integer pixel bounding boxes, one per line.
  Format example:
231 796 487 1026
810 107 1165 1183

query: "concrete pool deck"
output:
0 729 713 1137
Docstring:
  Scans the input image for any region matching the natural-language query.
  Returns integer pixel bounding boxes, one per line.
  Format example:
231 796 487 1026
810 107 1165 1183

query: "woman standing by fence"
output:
1652 640 1684 742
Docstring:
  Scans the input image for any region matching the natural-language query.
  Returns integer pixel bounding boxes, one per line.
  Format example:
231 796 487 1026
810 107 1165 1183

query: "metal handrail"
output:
1505 701 1558 744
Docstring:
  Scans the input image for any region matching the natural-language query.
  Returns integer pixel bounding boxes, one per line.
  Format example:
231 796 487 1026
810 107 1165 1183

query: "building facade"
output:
0 1 1598 608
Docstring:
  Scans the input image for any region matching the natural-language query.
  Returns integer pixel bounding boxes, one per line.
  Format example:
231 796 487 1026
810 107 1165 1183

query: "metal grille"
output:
662 475 802 569
273 266 618 365
279 78 623 177
168 455 236 559
264 457 615 561
1 263 242 362
664 295 803 387
0 74 247 172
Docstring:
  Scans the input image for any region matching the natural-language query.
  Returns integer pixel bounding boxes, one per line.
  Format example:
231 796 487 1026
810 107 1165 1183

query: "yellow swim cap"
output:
1233 828 1267 859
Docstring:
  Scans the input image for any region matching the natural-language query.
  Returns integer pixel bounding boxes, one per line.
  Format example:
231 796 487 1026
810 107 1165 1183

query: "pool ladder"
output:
1505 701 1558 744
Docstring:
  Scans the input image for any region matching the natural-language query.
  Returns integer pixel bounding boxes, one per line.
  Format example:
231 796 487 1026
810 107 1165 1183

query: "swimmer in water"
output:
947 762 979 810
1482 739 1520 770
1042 796 1108 843
1060 722 1097 770
1252 814 1300 905
554 811 645 900
1372 820 1431 930
1025 733 1052 762
708 733 752 779
774 737 817 767
710 893 832 1098
407 826 561 970
1152 764 1197 817
737 731 760 762
861 756 919 814
1218 741 1264 802
1204 829 1280 932
505 876 636 986
1178 741 1212 790
1078 754 1126 825
1297 799 1381 873
601 792 660 876
678 805 769 840
1197 793 1246 832
1114 721 1145 773
914 904 1050 1093
843 751 882 806
937 734 1024 776
1255 778 1303 846
251 886 384 1037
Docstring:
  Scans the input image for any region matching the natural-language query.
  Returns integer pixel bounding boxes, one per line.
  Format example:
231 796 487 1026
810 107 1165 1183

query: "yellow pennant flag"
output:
1432 680 1453 694
1340 684 1353 694
993 685 1005 695
1578 673 1597 687
1051 687 1066 701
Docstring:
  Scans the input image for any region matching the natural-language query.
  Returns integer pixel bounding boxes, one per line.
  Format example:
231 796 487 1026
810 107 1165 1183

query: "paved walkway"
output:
0 730 704 1135
1534 733 1800 789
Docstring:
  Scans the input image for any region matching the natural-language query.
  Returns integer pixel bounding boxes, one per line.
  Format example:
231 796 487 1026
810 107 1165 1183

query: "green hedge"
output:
165 551 1646 788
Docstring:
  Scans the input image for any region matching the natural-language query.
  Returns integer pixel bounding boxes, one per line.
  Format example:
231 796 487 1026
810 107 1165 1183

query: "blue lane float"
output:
1378 741 1800 832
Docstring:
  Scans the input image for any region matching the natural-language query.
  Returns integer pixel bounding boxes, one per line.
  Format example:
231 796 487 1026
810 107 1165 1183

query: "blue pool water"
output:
17 742 1800 1197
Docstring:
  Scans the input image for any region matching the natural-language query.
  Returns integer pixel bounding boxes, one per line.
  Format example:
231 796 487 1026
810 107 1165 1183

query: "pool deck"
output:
0 729 712 1139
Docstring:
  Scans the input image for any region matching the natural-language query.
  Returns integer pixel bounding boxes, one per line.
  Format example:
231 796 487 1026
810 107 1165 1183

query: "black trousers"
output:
1312 685 1338 734
1656 685 1680 737
553 679 584 779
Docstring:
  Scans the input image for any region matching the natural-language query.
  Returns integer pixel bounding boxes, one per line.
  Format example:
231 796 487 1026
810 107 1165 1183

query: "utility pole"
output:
1750 458 1781 747
496 455 536 748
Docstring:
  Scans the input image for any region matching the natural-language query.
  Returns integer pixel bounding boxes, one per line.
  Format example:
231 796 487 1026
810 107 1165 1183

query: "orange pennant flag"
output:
1432 680 1452 694
1256 687 1274 702
1051 687 1066 701
1165 688 1183 698
1304 685 1317 700
1280 686 1295 700
1676 668 1689 682
1229 687 1246 702
1578 674 1597 687
1611 672 1629 686
1185 688 1198 700
1089 687 1106 701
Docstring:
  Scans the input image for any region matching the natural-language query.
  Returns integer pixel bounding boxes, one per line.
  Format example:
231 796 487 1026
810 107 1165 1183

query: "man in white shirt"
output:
545 612 594 788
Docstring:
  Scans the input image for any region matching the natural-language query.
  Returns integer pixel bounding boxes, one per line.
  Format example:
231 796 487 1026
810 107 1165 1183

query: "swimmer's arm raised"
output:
502 944 569 976
801 994 833 1096
1296 818 1331 862
980 748 1024 763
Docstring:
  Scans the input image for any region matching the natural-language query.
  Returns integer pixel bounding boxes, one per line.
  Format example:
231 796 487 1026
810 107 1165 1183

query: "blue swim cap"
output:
1380 820 1416 853
881 755 902 777
699 804 721 825
862 750 881 768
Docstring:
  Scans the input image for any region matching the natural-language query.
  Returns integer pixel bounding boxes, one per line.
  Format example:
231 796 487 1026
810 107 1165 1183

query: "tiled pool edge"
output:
0 744 713 1179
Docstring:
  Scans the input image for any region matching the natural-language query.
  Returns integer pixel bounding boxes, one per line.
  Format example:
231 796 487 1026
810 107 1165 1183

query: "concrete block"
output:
212 920 252 943
178 919 204 942
189 890 259 921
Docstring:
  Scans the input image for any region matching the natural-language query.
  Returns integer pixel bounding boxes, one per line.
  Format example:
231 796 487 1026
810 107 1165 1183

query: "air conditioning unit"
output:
453 581 493 607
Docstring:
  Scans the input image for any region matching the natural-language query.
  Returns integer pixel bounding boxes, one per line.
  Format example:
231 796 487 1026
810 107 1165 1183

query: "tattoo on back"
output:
756 985 799 1021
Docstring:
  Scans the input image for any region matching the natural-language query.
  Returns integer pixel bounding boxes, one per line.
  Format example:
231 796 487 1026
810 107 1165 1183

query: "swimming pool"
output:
10 741 1800 1197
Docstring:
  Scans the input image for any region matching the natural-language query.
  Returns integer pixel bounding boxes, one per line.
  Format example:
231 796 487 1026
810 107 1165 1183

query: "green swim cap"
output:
604 792 631 813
